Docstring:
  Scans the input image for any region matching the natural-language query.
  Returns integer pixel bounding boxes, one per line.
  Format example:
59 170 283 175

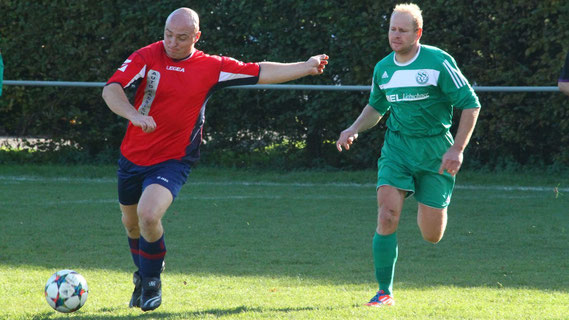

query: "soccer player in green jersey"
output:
336 3 481 307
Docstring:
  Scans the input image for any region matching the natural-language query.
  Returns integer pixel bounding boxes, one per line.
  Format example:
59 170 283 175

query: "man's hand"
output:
306 54 329 75
439 146 463 176
336 129 358 152
102 83 156 133
130 114 157 133
257 54 329 84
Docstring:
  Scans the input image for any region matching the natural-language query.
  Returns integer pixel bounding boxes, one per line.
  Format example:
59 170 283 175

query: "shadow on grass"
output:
38 305 317 319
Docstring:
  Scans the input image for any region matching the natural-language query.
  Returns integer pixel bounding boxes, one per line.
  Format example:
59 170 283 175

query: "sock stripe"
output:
138 234 166 278
128 237 140 270
139 250 166 260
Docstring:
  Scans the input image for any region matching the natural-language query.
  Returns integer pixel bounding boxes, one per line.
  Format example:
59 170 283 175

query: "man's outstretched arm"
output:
257 54 328 84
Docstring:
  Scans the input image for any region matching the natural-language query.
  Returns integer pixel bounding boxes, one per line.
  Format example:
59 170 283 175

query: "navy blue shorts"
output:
117 155 191 206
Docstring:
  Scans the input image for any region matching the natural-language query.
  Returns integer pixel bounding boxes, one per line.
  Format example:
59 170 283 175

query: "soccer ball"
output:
44 270 89 313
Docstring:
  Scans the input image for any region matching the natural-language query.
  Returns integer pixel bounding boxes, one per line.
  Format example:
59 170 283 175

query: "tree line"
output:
1 0 568 169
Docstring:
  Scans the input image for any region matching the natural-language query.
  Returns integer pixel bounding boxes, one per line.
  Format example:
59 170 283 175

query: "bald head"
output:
165 8 200 32
163 8 201 60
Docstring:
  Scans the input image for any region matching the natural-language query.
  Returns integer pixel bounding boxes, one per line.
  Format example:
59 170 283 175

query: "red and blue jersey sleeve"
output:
215 56 260 88
106 51 148 88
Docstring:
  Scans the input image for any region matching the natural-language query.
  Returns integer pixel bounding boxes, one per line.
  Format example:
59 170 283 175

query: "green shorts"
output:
377 130 455 208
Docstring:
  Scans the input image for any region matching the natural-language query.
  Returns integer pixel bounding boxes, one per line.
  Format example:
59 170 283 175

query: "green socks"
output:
372 232 398 295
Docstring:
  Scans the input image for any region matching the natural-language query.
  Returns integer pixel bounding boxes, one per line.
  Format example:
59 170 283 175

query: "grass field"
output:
0 165 568 319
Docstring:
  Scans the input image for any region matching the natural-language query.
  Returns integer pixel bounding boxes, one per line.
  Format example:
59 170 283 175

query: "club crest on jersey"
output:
166 66 185 72
416 71 429 85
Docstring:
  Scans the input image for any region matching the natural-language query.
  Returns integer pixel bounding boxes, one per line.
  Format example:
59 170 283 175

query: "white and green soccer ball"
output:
44 270 89 313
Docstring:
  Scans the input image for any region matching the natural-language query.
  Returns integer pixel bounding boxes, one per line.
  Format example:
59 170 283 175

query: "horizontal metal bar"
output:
226 84 371 91
473 86 560 92
4 80 107 87
229 85 561 92
2 80 561 92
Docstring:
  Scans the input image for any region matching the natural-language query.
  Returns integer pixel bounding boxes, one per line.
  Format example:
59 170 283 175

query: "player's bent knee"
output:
379 213 397 227
137 208 161 229
123 223 139 234
422 231 444 244
138 215 161 229
121 214 138 230
378 209 400 232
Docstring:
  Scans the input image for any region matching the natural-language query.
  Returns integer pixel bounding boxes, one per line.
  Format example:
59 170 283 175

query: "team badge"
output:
416 71 429 85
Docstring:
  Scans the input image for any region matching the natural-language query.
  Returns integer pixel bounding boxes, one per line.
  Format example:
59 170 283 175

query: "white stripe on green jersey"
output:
369 45 481 137
442 59 466 88
380 69 440 89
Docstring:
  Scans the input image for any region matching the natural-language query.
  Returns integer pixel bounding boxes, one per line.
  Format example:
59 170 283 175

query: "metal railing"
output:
2 80 561 92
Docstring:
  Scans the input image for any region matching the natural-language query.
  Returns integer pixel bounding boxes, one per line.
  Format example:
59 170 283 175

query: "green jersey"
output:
369 45 480 137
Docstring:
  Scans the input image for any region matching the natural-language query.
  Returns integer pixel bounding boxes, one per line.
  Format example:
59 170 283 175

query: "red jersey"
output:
106 41 260 166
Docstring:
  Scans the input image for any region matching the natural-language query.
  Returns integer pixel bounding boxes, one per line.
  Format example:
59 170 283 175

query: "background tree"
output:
1 0 568 168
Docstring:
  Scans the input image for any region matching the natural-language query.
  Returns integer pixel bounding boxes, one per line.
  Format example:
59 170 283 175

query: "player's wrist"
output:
303 60 313 75
451 144 465 153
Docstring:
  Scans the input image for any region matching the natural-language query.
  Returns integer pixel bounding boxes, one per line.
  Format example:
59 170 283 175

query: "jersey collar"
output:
393 45 421 67
161 41 196 62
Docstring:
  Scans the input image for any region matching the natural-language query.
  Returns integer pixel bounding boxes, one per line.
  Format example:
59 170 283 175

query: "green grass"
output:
0 165 568 319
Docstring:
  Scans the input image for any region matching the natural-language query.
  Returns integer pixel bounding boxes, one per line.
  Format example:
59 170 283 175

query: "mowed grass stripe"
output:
0 175 566 192
1 194 553 207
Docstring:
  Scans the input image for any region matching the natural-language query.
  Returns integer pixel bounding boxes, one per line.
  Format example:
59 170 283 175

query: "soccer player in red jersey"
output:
102 7 328 312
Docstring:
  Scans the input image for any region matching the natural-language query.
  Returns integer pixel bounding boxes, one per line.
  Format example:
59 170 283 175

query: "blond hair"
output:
393 3 423 30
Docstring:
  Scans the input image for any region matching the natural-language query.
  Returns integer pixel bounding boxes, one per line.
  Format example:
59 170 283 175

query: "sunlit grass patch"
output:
0 166 568 319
